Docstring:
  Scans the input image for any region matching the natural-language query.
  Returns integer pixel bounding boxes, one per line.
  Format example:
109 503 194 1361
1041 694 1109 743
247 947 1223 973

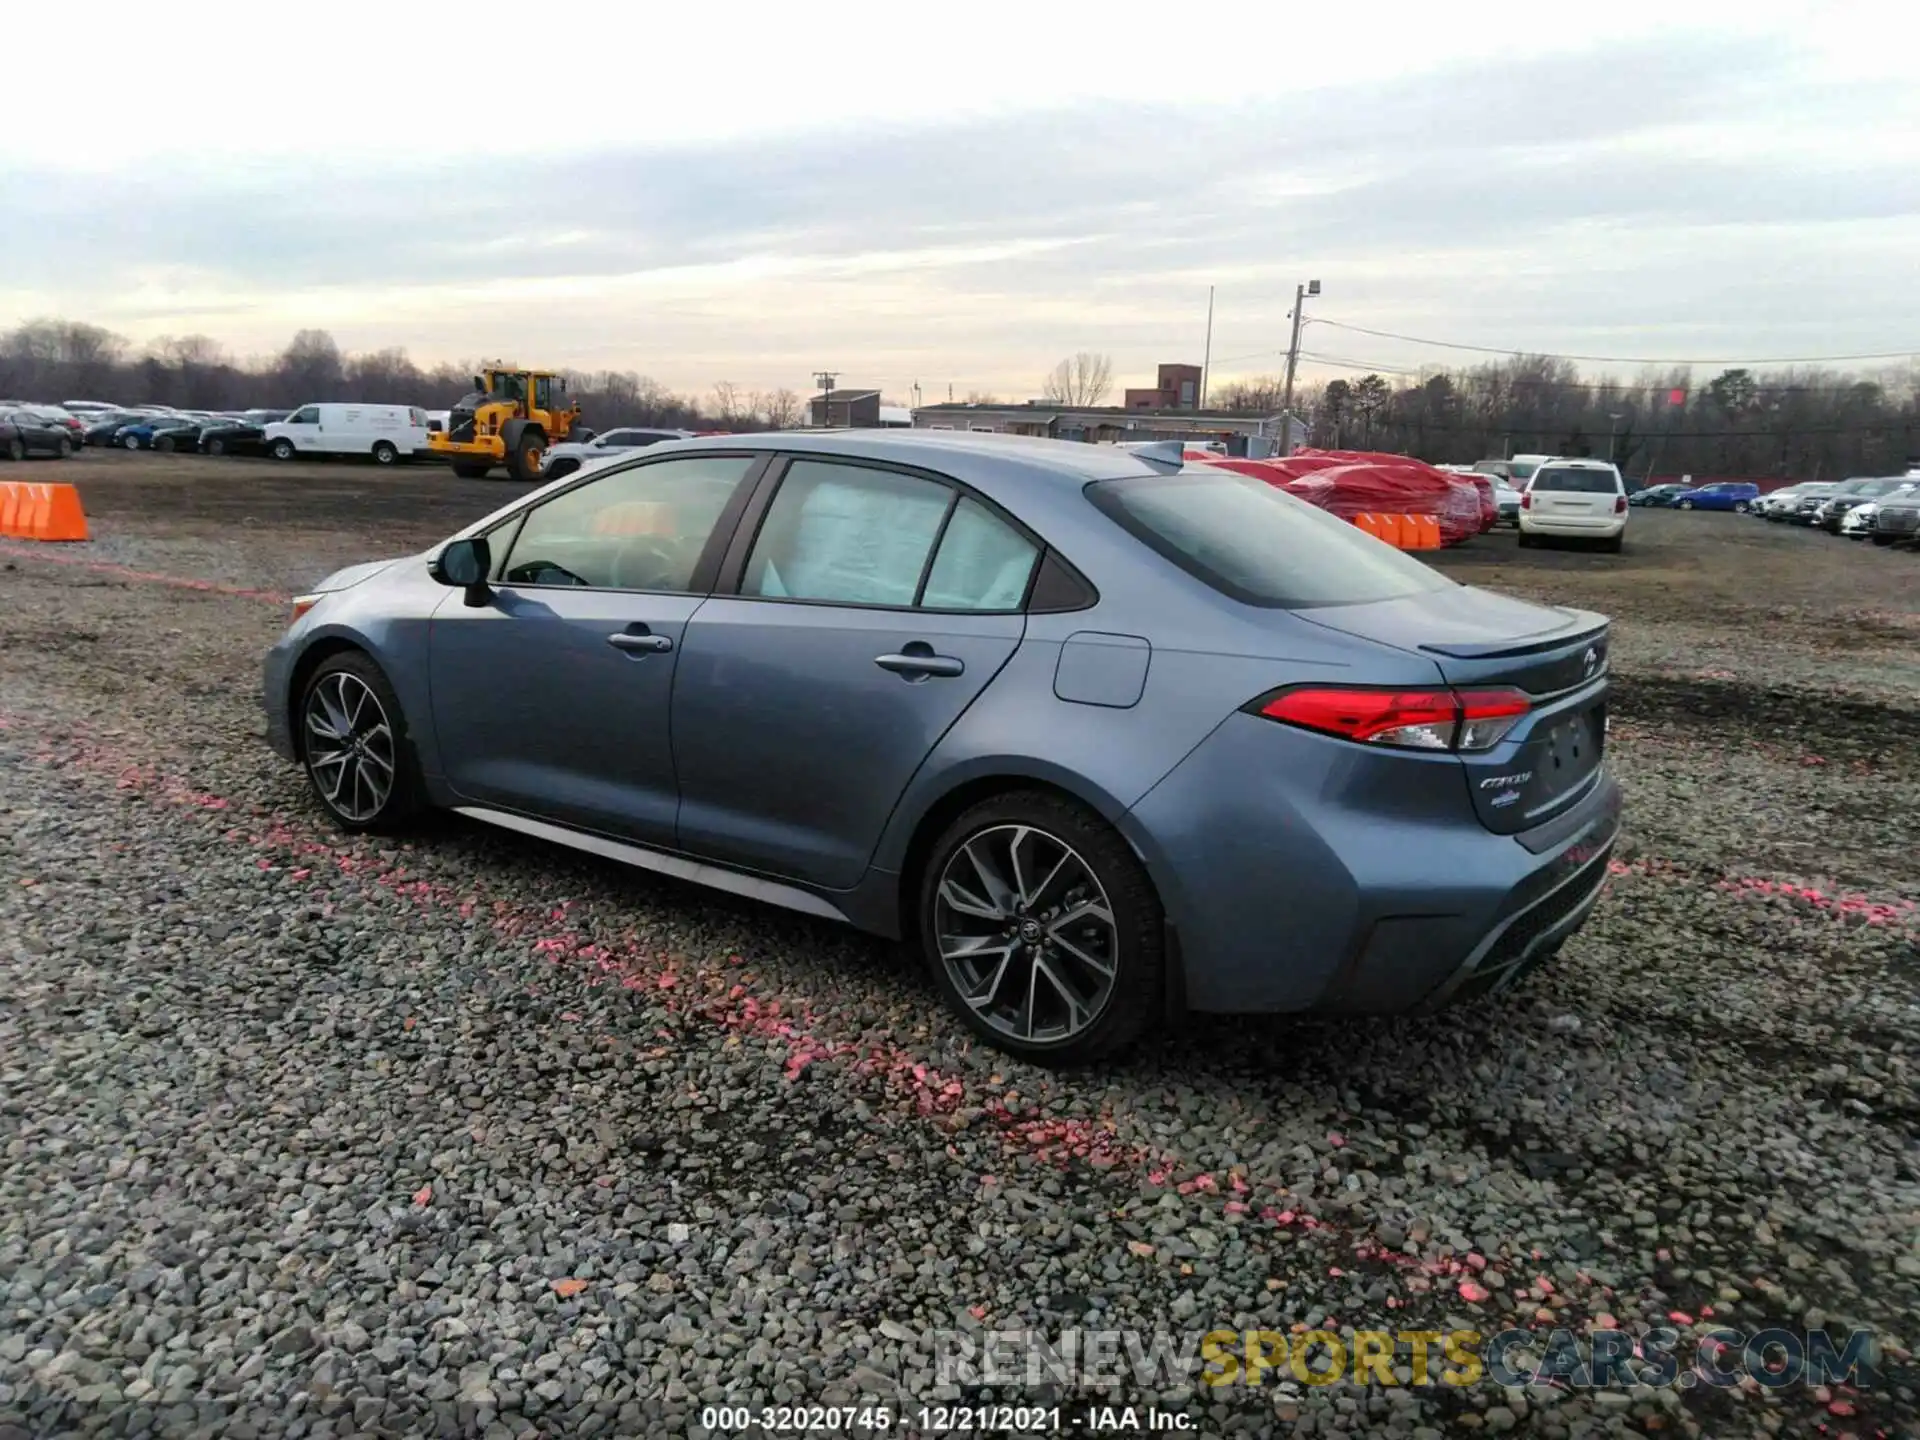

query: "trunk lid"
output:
1298 588 1611 834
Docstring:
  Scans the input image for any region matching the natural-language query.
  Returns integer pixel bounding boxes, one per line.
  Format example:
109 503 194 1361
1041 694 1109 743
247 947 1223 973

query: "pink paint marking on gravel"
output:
1606 856 1916 930
0 542 291 604
6 715 1688 1329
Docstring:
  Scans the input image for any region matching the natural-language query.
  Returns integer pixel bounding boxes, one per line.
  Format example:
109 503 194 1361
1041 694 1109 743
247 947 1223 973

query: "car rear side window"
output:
1089 471 1454 609
920 497 1039 611
742 460 953 607
1531 468 1618 493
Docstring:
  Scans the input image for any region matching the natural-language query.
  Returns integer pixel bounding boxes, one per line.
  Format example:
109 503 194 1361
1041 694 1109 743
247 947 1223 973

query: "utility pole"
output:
1278 279 1320 455
812 371 837 429
1607 411 1625 462
1200 285 1215 410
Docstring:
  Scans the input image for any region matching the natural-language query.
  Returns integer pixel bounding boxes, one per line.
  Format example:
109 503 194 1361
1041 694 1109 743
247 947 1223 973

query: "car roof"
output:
662 428 1186 485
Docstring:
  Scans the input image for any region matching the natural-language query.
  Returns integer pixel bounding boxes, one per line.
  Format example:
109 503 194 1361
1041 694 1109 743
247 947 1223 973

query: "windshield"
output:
1509 461 1542 481
1848 478 1907 496
1531 467 1619 493
1088 471 1454 608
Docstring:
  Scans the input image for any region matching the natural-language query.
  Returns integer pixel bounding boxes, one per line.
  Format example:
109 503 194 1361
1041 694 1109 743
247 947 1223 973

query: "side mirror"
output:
430 536 493 606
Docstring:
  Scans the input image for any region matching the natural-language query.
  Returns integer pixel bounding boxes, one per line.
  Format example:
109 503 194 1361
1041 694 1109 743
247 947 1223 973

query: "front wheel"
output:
298 652 422 833
918 791 1164 1065
506 434 545 483
451 460 493 479
271 438 296 461
4 437 22 462
1678 499 1694 509
1734 500 1750 513
371 440 398 466
122 433 141 450
55 437 72 458
205 437 225 456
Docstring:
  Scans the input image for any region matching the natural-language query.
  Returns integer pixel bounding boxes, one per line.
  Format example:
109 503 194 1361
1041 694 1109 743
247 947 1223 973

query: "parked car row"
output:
1752 474 1920 545
0 406 82 460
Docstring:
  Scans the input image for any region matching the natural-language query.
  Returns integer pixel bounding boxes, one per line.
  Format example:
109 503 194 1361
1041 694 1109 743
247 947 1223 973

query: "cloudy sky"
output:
2 0 1913 400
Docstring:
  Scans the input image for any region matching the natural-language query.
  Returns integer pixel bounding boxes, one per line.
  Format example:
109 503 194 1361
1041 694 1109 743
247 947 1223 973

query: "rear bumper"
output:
1520 513 1625 537
1124 710 1623 1015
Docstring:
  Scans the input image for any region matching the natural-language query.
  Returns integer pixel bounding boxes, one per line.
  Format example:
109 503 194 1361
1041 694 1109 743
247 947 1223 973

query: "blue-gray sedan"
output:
263 431 1620 1063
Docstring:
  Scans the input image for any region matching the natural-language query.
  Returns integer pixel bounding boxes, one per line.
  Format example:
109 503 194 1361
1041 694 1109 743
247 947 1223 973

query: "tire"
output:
271 438 296 461
1872 534 1894 547
1677 499 1694 510
543 457 579 482
371 440 398 466
205 437 225 456
155 435 174 453
122 433 141 450
451 460 493 480
55 437 71 459
1602 533 1624 554
1517 530 1536 548
4 437 22 462
296 651 423 833
1734 500 1750 513
917 789 1164 1066
506 433 544 483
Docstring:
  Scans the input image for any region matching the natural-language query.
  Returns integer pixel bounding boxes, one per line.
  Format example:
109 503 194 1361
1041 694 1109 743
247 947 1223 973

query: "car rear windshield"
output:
1531 467 1618 493
1087 471 1454 608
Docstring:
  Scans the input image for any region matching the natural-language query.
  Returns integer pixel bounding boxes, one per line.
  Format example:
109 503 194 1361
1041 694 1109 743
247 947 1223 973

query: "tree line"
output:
0 320 801 433
1210 354 1919 480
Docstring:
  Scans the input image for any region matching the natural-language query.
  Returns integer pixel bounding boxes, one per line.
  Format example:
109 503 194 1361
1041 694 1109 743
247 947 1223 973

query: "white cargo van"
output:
264 404 431 465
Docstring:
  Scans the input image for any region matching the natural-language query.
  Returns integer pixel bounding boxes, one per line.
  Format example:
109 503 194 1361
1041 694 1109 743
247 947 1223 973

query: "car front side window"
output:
500 454 755 592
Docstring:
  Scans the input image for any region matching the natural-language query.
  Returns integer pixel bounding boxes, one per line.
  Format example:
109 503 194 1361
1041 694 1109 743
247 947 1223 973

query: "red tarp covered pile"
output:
1199 450 1487 544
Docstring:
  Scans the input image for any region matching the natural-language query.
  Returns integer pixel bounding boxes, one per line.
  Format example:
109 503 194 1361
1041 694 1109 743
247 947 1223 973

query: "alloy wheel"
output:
933 824 1119 1046
303 671 397 823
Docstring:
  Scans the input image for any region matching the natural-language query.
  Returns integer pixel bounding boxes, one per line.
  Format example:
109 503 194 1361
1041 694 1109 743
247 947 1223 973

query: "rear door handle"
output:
607 629 673 655
875 648 964 679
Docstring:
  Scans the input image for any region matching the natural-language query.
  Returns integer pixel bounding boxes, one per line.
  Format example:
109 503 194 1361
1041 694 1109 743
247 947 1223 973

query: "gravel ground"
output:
2 455 1917 1439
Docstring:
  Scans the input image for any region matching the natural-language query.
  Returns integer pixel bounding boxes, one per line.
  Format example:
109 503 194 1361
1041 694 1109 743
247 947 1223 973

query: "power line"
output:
1306 318 1919 367
1295 351 1882 396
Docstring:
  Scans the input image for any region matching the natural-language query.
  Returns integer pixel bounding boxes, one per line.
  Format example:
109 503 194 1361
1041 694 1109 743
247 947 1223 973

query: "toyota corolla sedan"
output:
264 432 1620 1063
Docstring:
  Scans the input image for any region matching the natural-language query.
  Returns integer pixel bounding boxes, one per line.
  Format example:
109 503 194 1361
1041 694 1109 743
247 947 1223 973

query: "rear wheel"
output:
371 440 398 466
155 435 174 453
122 433 141 450
1678 499 1694 509
298 652 422 833
271 438 296 461
1734 499 1750 513
55 437 71 459
1601 533 1624 553
1517 530 1536 548
205 437 225 456
918 790 1164 1066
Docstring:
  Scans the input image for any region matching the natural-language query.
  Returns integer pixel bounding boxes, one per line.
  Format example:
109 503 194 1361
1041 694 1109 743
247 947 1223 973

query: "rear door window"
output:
1089 471 1454 608
1530 468 1618 493
741 460 953 607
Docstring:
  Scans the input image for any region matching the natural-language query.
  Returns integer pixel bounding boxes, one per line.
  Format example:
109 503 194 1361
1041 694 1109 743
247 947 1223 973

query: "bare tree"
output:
1210 374 1287 411
962 390 999 405
1040 353 1114 406
709 381 744 425
759 387 802 428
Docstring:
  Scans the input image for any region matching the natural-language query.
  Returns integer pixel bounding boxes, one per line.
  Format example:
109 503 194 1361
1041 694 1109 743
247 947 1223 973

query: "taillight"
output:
1520 491 1532 509
1614 495 1627 513
1254 686 1530 752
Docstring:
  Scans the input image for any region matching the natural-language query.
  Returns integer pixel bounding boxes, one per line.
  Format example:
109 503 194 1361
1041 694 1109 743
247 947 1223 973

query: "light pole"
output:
812 371 837 428
1607 411 1625 462
1279 278 1321 455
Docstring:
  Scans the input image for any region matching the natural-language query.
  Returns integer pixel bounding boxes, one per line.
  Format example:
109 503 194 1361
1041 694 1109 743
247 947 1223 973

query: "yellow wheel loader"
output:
428 366 583 481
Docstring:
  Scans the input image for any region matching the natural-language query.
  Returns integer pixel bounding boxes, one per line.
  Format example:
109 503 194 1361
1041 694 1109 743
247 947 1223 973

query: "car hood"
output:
308 556 409 593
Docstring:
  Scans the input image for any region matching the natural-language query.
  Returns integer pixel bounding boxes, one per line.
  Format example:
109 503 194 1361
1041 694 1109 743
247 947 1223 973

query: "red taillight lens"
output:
1256 686 1531 752
1520 491 1532 509
1613 495 1627 513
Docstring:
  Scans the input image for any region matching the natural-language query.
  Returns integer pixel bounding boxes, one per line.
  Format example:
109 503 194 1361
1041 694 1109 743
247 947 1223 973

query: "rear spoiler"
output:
1115 439 1186 472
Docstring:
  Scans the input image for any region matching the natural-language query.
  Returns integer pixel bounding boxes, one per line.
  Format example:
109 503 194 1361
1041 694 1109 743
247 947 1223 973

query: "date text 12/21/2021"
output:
699 1404 1194 1433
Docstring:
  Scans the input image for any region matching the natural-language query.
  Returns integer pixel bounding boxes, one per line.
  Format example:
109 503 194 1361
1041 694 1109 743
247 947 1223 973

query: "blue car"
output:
263 433 1620 1063
1673 481 1760 512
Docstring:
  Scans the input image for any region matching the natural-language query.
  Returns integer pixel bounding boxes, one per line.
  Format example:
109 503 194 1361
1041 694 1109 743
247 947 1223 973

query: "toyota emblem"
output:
1582 646 1599 677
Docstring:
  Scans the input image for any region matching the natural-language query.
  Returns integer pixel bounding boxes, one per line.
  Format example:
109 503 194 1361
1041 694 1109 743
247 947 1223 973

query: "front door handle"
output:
607 629 673 655
875 646 964 679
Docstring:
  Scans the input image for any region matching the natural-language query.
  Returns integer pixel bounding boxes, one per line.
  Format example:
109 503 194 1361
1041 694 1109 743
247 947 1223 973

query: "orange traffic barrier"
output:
1374 512 1404 548
1412 514 1440 549
1351 512 1380 539
0 480 89 541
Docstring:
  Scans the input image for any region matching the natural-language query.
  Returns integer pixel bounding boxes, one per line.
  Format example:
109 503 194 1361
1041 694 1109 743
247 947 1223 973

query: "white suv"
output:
1518 459 1627 552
